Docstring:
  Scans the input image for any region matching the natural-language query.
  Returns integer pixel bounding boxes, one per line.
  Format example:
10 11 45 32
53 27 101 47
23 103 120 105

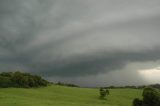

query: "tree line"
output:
0 71 49 88
104 84 160 89
56 82 79 87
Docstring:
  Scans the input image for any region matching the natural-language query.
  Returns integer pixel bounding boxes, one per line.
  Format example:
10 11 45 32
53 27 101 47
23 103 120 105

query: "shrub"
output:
99 88 109 99
133 98 143 106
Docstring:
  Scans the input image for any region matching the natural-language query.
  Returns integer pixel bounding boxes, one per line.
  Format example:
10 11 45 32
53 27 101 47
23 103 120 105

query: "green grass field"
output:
0 85 142 106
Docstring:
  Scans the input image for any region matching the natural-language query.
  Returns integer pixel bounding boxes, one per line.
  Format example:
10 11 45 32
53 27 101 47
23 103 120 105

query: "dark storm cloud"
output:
0 0 160 82
34 48 160 77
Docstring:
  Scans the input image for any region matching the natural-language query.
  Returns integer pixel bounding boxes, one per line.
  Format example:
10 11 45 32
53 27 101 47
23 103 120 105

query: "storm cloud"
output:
0 0 160 86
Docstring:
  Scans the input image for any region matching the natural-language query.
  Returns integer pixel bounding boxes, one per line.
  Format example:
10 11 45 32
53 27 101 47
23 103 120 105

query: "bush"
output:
133 98 143 106
99 88 109 99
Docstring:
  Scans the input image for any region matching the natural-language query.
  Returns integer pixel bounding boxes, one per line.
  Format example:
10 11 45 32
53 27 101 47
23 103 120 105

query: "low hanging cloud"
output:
0 0 160 85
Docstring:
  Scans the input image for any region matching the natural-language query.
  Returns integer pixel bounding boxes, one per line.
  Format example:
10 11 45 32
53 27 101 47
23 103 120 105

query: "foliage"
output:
133 87 160 106
0 76 14 88
133 98 143 106
99 88 109 99
0 71 49 88
142 87 160 106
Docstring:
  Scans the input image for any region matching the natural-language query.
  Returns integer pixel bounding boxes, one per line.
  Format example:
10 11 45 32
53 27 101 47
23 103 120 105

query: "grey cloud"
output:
0 0 160 86
32 48 160 77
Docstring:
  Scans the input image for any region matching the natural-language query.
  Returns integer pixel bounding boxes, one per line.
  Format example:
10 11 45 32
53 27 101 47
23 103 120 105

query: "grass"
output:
0 85 142 106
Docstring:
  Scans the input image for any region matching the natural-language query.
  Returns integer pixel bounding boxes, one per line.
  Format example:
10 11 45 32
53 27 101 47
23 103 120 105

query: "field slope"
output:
0 85 142 106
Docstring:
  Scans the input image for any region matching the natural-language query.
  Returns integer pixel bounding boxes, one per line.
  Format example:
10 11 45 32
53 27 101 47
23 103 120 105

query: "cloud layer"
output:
0 0 160 86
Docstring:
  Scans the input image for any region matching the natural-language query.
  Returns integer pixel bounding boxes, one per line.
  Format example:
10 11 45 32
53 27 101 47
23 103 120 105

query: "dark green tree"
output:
133 87 160 106
142 87 160 106
0 71 49 88
0 76 13 88
99 88 109 99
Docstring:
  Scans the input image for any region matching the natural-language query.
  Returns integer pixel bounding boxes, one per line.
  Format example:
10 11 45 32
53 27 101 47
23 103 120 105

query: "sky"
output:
0 0 160 87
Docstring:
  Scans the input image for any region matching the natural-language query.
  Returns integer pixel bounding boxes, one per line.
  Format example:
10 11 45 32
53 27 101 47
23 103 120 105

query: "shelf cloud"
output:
0 0 160 86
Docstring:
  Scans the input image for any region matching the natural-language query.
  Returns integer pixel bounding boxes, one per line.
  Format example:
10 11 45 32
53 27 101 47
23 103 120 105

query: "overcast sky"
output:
1 0 160 87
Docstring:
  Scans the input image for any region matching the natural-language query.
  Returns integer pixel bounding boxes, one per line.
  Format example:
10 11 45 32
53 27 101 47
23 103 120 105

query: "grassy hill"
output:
0 85 142 106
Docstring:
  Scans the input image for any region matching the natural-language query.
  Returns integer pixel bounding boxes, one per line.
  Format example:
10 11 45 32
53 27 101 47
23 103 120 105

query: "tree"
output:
0 71 49 88
133 87 160 106
99 88 109 99
142 87 160 106
0 76 13 88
